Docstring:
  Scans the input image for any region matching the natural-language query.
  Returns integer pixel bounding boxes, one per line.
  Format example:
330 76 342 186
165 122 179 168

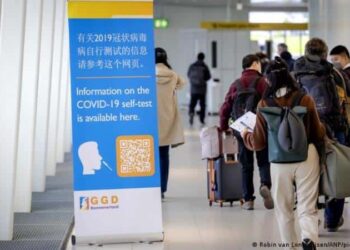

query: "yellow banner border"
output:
68 1 153 19
201 22 308 31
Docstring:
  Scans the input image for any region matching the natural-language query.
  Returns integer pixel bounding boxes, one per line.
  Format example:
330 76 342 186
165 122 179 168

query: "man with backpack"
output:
219 54 273 210
188 52 211 126
293 38 348 233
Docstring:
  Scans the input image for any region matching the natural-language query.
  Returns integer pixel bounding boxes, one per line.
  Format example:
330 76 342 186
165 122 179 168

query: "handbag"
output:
320 142 350 198
200 126 238 160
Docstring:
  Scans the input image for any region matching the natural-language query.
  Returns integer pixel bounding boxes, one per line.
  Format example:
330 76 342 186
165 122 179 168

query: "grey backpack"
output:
259 92 308 163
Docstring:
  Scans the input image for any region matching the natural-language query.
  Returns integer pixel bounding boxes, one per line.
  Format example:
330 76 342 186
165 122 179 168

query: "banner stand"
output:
67 0 163 245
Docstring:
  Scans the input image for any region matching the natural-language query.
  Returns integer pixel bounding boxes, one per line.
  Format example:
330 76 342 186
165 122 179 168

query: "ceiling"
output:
154 0 229 6
154 0 308 8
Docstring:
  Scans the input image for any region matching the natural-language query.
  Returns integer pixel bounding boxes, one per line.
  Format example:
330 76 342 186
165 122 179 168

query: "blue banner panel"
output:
69 19 160 191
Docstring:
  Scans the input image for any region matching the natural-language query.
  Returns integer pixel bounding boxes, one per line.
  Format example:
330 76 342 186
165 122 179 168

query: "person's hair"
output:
155 47 172 69
305 37 328 59
280 51 292 61
197 52 205 61
256 52 270 74
242 54 260 70
330 45 350 58
263 56 298 99
278 43 288 51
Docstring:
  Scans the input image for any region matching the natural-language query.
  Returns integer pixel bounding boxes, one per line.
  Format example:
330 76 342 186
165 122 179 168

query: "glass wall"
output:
249 11 309 58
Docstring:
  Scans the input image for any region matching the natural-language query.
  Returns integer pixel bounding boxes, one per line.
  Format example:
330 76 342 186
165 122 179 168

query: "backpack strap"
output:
266 97 278 107
235 76 261 91
235 79 243 91
291 91 305 108
252 76 262 88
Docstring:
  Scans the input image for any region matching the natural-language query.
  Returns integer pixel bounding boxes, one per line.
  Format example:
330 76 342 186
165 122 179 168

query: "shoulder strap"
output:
265 97 279 107
234 79 244 91
291 91 305 108
251 76 261 88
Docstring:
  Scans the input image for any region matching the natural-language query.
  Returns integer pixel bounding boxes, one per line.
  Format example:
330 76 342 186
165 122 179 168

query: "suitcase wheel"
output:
220 202 223 207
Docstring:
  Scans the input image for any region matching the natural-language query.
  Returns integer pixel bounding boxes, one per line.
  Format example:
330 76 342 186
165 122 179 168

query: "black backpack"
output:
231 77 261 120
188 64 206 85
295 69 342 129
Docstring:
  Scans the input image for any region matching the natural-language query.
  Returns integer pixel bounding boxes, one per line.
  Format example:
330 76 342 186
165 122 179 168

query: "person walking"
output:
294 38 348 233
219 54 273 210
188 52 211 126
277 43 295 72
155 47 186 199
242 57 325 250
330 45 350 95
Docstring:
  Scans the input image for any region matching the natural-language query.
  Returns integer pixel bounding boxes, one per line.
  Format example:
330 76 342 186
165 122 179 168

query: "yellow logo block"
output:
116 135 155 177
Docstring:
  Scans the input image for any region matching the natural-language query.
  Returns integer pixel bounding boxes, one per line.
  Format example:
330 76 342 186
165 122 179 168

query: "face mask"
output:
333 62 343 70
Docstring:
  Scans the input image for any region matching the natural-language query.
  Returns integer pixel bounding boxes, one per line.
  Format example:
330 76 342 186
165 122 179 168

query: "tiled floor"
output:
67 115 350 250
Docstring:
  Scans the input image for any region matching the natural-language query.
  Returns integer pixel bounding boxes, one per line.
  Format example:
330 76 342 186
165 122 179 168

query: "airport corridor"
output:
67 114 350 250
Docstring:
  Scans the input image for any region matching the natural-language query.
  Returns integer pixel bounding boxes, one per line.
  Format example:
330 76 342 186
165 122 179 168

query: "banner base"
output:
73 232 164 246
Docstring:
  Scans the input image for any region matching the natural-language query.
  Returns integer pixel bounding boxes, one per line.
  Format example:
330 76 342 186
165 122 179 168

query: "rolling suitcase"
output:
207 154 243 207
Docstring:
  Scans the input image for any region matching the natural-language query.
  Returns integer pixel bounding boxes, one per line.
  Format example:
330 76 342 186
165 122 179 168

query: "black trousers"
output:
189 93 206 123
236 135 271 201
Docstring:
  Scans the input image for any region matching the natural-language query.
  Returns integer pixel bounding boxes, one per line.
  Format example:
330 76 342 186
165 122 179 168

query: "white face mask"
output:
333 62 343 70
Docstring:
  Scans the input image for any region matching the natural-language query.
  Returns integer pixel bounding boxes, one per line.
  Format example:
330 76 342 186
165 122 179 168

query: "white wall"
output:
154 4 253 107
32 0 56 192
15 0 43 213
0 0 26 240
46 0 66 176
309 0 350 52
0 0 69 239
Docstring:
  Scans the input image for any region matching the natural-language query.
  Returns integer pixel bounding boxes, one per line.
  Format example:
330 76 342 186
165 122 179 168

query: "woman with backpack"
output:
241 57 325 250
155 47 186 199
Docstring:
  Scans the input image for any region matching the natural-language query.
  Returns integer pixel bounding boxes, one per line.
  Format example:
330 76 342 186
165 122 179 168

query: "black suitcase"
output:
207 155 243 207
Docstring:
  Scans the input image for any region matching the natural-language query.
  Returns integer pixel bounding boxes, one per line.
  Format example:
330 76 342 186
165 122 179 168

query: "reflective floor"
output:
67 114 350 250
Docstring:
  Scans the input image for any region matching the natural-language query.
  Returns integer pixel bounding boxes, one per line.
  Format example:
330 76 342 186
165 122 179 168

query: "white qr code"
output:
116 136 155 177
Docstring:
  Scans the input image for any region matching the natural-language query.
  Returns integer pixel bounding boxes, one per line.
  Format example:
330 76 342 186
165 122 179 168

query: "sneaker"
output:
240 200 254 210
302 238 316 250
324 216 344 232
259 185 274 210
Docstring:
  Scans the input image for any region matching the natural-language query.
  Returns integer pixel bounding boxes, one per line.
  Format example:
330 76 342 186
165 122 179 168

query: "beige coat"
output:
156 63 186 147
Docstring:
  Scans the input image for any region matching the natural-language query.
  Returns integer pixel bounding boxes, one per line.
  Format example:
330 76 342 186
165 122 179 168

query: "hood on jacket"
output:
294 55 333 74
156 63 176 85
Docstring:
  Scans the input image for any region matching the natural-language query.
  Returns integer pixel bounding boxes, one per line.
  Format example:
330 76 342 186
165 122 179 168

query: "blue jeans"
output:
237 136 271 201
324 131 345 227
159 146 170 193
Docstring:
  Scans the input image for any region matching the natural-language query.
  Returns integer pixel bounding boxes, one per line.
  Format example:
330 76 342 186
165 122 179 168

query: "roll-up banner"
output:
67 0 163 244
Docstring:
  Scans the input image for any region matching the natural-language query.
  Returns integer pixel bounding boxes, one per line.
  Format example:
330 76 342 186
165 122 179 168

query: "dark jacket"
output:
187 61 211 95
219 69 267 130
280 51 295 72
341 67 350 96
